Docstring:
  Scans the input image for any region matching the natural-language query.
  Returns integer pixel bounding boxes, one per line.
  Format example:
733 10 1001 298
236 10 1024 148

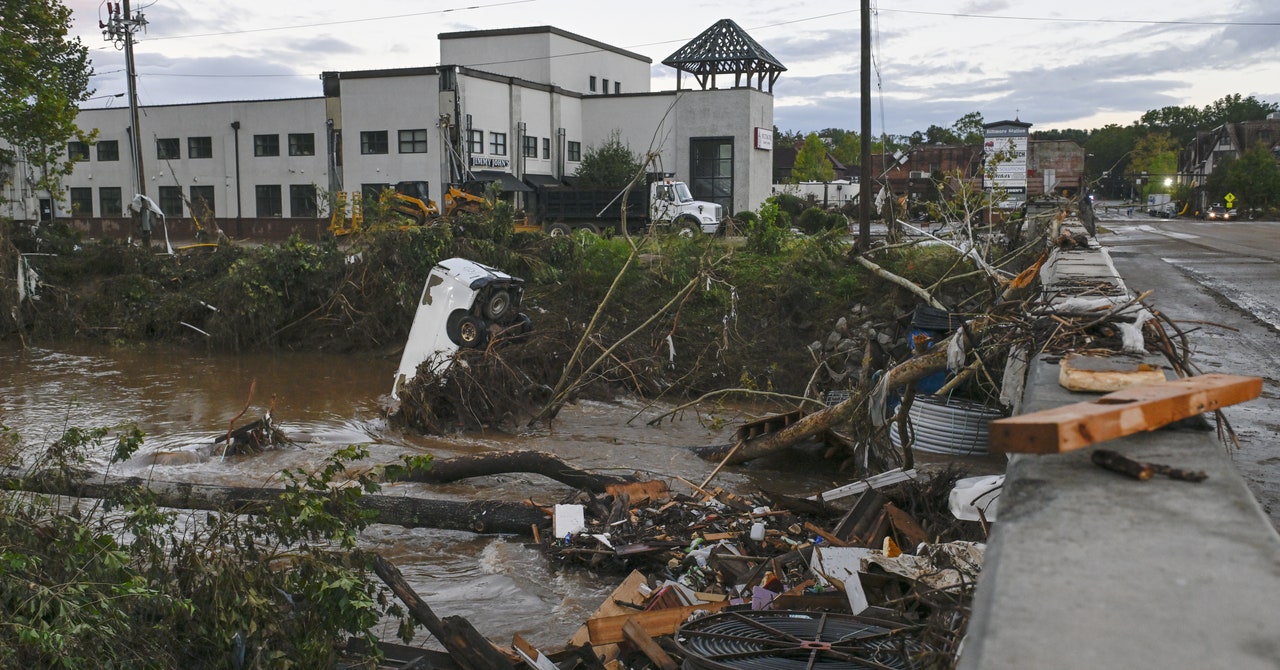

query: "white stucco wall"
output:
335 73 443 200
441 28 650 95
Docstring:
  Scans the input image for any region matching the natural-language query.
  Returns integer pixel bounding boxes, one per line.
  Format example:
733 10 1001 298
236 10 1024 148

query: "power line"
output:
142 0 536 41
879 7 1280 27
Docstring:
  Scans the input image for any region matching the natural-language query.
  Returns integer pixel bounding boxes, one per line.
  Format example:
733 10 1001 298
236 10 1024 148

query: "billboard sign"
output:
983 123 1029 207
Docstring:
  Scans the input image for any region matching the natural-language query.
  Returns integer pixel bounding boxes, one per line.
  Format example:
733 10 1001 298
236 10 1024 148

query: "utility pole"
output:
857 0 872 250
101 1 150 246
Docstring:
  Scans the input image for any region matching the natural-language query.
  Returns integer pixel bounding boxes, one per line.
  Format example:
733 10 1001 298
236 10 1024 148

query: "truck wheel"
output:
676 216 700 237
457 316 488 348
548 223 572 237
483 290 511 320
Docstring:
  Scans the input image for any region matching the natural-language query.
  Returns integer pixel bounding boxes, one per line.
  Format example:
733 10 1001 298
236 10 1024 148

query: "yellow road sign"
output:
1225 192 1236 207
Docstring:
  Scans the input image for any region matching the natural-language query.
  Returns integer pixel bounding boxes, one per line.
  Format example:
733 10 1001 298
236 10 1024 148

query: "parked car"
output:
1204 205 1236 221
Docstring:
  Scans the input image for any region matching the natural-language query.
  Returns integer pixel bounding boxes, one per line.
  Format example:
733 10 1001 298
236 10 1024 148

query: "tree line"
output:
780 95 1280 213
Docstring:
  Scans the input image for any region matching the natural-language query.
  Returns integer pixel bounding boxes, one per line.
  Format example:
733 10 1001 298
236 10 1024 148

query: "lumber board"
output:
991 373 1261 454
568 570 648 648
620 619 678 670
586 601 728 645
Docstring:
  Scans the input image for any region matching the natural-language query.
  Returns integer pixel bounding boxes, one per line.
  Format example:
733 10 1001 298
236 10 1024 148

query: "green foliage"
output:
1127 131 1179 198
0 0 94 201
0 426 406 669
792 133 836 182
795 207 846 235
745 197 788 254
1208 143 1280 212
573 130 642 189
831 132 861 166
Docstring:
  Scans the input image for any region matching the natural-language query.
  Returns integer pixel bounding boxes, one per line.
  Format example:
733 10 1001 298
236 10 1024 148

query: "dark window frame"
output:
567 140 582 162
289 184 318 218
542 137 550 160
467 129 484 153
254 134 280 157
360 130 389 155
156 137 181 160
689 136 735 212
589 75 597 92
99 187 123 216
189 185 215 219
68 141 90 162
255 184 283 217
398 129 428 154
68 187 93 215
490 132 507 156
188 136 213 159
522 135 538 158
288 133 315 156
614 81 621 94
157 185 184 217
96 140 120 162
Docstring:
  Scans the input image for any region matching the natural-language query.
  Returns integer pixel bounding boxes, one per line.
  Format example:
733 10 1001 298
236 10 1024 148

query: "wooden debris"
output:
991 373 1261 454
1058 353 1166 393
587 602 728 645
1092 449 1208 483
620 618 678 670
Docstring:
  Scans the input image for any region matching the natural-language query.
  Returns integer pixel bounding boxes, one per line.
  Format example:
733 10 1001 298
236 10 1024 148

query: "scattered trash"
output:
949 474 1003 522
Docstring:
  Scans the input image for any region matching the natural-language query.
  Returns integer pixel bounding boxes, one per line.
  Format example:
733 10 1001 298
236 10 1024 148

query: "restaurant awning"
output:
471 170 534 192
523 173 563 189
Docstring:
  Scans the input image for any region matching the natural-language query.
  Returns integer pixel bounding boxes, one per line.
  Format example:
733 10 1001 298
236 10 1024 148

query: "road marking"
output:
1137 225 1198 240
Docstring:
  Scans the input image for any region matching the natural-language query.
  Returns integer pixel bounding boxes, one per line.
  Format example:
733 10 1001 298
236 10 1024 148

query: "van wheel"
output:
457 316 488 348
548 223 572 237
483 290 511 320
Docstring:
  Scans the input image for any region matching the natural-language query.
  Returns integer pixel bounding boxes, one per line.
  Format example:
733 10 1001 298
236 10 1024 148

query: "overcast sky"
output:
68 0 1280 137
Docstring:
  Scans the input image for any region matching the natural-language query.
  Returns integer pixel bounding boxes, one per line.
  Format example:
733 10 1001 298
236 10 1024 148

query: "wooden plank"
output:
884 503 928 549
587 602 728 645
621 618 678 670
1058 353 1166 393
568 570 649 648
992 373 1261 454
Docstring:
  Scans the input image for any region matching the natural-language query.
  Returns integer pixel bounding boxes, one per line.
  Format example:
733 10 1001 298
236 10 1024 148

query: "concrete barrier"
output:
959 243 1280 669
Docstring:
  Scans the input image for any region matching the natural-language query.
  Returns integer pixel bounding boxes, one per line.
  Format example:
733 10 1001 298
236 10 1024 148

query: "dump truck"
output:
516 178 724 236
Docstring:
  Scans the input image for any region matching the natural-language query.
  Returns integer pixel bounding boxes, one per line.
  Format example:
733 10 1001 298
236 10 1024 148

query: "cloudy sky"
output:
67 0 1280 137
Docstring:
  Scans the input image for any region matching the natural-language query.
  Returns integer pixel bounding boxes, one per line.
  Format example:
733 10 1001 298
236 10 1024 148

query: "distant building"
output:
2 21 783 231
1181 117 1280 210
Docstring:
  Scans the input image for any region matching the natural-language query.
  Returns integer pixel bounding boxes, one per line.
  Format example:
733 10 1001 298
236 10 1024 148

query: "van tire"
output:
457 316 488 348
483 290 511 320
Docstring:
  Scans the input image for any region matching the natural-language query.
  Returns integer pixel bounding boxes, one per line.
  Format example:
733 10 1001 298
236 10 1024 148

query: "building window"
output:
467 129 484 154
188 136 213 159
289 133 315 156
523 135 538 158
602 79 609 94
542 137 550 159
68 141 89 162
158 185 183 217
361 183 390 204
398 129 428 153
100 187 123 216
254 134 280 157
690 137 734 211
614 81 621 94
97 140 119 161
360 130 389 154
589 75 597 92
567 141 581 162
190 185 215 219
290 184 317 217
156 138 180 160
490 132 507 156
255 185 282 217
68 187 93 215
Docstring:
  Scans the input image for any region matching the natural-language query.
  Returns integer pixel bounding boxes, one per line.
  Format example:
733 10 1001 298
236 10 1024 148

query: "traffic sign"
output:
1225 192 1236 208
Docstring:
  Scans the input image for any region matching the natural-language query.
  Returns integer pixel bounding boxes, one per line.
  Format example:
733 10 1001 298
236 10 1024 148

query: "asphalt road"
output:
1097 212 1280 528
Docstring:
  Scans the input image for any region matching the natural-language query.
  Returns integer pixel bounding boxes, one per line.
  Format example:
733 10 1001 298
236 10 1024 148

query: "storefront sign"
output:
470 156 510 168
754 127 773 151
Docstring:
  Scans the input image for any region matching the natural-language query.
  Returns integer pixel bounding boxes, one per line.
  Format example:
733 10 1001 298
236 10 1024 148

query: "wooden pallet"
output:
991 373 1261 454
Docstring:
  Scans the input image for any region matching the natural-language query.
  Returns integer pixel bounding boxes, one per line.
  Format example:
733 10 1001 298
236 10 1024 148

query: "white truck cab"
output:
650 180 723 234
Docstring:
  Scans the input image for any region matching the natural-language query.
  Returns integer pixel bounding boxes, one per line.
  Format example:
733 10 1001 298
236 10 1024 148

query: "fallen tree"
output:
1 467 548 536
383 449 638 493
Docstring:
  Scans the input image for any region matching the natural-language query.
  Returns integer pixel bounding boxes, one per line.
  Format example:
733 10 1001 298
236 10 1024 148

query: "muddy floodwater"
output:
0 340 899 649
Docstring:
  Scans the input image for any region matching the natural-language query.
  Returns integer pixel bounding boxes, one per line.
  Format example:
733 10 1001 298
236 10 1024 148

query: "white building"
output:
2 21 783 230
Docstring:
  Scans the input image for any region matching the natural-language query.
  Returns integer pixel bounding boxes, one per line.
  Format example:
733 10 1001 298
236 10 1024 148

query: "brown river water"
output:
0 340 871 650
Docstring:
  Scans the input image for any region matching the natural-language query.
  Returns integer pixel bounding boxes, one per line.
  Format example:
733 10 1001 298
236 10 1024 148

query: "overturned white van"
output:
391 258 531 400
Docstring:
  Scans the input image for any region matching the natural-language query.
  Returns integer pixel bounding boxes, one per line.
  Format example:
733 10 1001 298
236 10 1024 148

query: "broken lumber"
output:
0 467 548 536
991 373 1261 454
586 601 728 645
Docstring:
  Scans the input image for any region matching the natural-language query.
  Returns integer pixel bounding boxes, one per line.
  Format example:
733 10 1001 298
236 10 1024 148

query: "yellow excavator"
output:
330 181 491 235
